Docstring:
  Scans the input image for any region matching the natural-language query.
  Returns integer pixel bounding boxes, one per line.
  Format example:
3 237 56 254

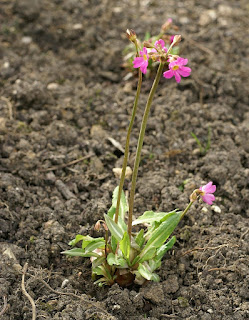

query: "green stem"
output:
114 69 142 224
127 62 165 238
180 201 193 220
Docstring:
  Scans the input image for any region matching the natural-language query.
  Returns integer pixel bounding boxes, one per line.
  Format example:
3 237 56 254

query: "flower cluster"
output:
132 36 191 83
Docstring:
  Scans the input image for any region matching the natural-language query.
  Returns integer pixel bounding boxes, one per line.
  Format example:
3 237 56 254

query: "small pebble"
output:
73 23 82 30
61 279 69 288
211 205 221 213
3 61 10 68
47 83 59 90
21 36 32 44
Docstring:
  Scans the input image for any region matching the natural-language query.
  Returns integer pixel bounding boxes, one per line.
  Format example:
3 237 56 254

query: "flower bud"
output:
172 35 181 47
190 189 201 202
161 18 173 32
126 29 137 43
94 220 101 231
143 41 155 49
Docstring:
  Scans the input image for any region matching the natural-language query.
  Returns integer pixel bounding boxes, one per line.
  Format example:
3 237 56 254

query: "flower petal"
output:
174 71 181 83
177 57 188 65
133 57 145 68
163 70 174 79
140 61 148 74
204 182 216 194
178 66 191 77
141 47 148 55
202 194 215 205
155 39 165 48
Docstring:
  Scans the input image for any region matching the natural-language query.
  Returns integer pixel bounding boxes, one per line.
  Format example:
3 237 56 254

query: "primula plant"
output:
123 18 180 74
63 26 216 286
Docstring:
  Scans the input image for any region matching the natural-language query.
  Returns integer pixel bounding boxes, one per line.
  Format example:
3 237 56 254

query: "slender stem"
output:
180 201 193 220
128 62 165 237
114 69 142 223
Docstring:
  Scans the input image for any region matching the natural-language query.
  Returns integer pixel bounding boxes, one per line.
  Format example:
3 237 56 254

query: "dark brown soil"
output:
0 0 249 319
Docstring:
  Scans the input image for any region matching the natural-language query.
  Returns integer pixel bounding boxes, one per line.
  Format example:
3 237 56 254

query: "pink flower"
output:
154 39 168 53
150 39 168 62
199 182 216 205
163 57 191 83
133 47 149 74
170 35 175 44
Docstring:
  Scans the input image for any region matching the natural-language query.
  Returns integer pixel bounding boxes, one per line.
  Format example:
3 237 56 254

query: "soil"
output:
0 0 249 319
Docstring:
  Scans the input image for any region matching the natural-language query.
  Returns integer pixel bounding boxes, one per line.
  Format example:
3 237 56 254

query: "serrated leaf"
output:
62 248 100 258
104 214 123 241
139 211 182 260
133 209 178 226
120 231 130 260
135 229 145 247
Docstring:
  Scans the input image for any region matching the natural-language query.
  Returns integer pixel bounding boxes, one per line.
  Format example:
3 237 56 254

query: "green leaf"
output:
144 31 151 41
92 256 105 269
137 263 160 282
111 235 117 252
135 229 145 247
107 253 128 267
132 209 178 226
93 265 112 280
148 237 177 272
81 236 104 250
139 211 182 260
156 236 176 261
68 234 84 246
150 273 160 282
120 232 130 260
84 240 105 253
107 206 116 219
104 214 123 241
108 186 128 221
62 248 100 258
139 246 156 263
137 263 152 280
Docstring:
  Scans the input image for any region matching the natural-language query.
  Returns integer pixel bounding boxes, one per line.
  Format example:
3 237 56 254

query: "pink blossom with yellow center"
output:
133 47 149 74
163 57 191 83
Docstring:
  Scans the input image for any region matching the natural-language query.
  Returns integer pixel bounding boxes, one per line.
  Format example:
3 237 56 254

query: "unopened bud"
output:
94 220 101 231
161 18 173 32
126 29 137 43
172 35 181 46
102 222 108 231
143 41 155 49
190 191 197 203
94 220 108 232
